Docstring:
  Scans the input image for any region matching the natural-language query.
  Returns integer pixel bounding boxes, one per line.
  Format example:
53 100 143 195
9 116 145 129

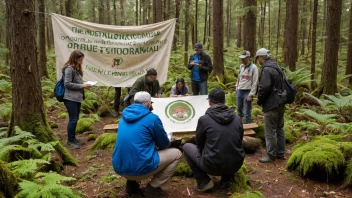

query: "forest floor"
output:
50 112 352 198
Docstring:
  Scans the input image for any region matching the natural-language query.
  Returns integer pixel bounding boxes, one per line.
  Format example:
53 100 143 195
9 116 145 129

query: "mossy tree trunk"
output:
0 161 18 198
5 0 77 166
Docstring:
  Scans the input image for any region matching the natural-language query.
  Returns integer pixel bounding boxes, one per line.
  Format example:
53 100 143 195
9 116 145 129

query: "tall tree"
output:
311 0 318 90
153 0 162 23
226 0 231 47
142 0 148 24
120 0 125 25
243 0 256 57
136 0 139 25
300 0 307 55
346 1 352 85
173 0 181 49
236 16 242 48
92 0 97 22
320 0 342 95
207 0 212 50
6 0 76 165
113 0 117 25
276 0 281 56
60 0 64 15
38 0 47 77
184 0 190 66
65 0 72 17
213 0 224 80
99 0 105 24
268 0 271 49
106 0 111 24
195 0 199 42
283 0 298 71
203 0 208 44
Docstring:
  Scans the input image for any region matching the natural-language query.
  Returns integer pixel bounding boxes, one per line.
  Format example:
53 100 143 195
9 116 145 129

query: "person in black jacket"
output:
183 88 245 192
187 43 213 95
255 48 287 163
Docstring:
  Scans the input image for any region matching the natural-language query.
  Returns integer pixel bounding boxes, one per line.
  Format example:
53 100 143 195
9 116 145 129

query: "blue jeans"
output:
236 90 252 124
191 80 207 95
64 100 81 142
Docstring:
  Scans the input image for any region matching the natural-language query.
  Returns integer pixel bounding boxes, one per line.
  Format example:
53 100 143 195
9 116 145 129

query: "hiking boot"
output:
73 138 86 145
276 155 285 160
219 181 232 189
259 155 275 163
67 141 80 149
194 180 214 192
125 180 139 196
143 183 164 198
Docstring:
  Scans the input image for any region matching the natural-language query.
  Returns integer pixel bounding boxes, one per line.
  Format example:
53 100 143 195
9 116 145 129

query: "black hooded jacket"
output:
257 59 287 112
196 104 245 174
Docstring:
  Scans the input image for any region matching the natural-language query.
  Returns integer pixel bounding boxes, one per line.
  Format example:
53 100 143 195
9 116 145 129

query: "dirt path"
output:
51 115 352 198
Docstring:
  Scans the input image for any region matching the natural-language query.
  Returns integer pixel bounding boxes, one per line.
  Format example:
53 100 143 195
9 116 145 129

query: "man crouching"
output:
183 88 245 191
112 91 182 197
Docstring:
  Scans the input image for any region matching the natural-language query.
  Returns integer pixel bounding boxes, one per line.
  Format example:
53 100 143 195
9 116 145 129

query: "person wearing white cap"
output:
255 48 287 163
235 50 259 124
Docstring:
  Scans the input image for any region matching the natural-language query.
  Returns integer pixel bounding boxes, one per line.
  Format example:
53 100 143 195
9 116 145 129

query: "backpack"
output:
54 72 65 102
277 67 297 104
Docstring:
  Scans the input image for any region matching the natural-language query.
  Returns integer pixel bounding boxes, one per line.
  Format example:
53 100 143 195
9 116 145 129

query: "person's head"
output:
64 50 85 75
194 43 203 55
255 48 270 66
239 50 251 65
134 91 152 109
207 88 226 106
146 68 157 82
175 78 185 90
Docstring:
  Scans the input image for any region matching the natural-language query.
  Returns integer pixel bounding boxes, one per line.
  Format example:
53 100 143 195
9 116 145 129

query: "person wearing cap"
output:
112 91 182 197
255 48 287 163
126 68 162 106
170 78 189 97
236 50 259 124
183 88 245 192
187 43 213 95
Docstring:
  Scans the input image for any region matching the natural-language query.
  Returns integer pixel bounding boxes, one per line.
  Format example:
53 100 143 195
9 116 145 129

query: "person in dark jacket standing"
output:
112 91 182 197
183 88 245 191
63 50 92 149
187 43 213 95
255 48 287 163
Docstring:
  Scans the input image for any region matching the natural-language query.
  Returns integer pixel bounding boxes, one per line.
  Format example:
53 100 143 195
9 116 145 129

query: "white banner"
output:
51 14 176 87
151 96 209 133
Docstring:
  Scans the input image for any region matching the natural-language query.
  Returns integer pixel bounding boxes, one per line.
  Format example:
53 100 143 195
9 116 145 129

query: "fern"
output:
301 109 338 125
324 94 352 109
0 102 12 121
15 172 79 198
303 92 333 108
8 159 50 178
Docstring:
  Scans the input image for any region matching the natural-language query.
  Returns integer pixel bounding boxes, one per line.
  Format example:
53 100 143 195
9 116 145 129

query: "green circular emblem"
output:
165 100 195 123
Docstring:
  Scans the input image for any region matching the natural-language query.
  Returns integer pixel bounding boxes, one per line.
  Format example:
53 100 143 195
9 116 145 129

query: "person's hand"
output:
82 84 92 89
190 61 195 65
246 96 253 101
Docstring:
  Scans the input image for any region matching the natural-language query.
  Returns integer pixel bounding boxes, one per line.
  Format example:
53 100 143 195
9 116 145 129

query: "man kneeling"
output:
183 88 245 191
112 91 182 197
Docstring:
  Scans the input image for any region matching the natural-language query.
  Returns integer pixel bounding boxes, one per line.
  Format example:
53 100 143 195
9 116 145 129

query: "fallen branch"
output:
286 186 293 197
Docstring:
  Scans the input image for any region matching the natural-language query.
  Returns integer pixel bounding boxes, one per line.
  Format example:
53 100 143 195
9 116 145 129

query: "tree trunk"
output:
346 1 352 85
320 0 342 95
113 0 117 25
307 0 313 53
311 0 318 90
0 161 18 198
99 0 105 24
195 0 198 43
106 0 111 24
120 0 125 25
5 0 77 166
207 0 212 50
46 14 52 50
65 0 71 17
276 0 281 56
268 0 271 49
203 0 208 45
143 0 148 25
163 0 166 20
184 0 190 66
236 16 242 48
38 0 48 78
213 0 224 81
173 0 181 49
283 0 298 71
300 0 307 56
92 0 96 23
167 0 171 20
153 0 162 23
136 0 139 25
60 0 64 15
243 0 256 57
226 0 230 47
148 0 152 23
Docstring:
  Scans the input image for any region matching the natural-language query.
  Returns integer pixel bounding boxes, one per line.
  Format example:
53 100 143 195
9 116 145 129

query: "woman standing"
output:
63 50 91 149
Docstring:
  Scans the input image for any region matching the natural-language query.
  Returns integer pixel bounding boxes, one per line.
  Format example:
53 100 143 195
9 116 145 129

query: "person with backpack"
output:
62 50 92 149
235 50 259 124
255 48 287 163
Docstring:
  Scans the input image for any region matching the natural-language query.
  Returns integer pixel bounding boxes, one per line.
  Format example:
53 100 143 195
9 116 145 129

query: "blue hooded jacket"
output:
112 104 170 176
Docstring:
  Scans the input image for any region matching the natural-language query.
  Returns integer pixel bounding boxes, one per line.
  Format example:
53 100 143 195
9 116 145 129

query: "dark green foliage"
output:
87 134 97 141
231 165 251 193
89 133 117 151
254 124 265 142
0 160 18 198
49 121 59 129
175 162 192 177
76 118 95 133
230 191 264 198
285 124 302 143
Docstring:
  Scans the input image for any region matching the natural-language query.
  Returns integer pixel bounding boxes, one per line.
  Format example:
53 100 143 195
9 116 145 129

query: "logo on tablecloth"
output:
165 100 195 124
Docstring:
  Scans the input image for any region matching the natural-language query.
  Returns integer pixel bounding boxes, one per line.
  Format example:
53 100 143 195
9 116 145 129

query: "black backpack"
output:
276 67 297 104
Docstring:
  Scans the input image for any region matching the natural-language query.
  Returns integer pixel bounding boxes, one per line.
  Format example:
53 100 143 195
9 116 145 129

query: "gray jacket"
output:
63 66 84 103
236 63 259 97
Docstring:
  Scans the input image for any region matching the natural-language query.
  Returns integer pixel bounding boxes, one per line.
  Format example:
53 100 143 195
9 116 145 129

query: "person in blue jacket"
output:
112 91 182 197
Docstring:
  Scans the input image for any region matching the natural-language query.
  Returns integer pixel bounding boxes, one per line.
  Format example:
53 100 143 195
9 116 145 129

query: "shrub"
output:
89 133 117 151
75 118 95 133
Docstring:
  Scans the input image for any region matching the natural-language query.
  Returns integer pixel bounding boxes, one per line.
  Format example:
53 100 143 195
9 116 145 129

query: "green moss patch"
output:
58 113 68 119
89 133 117 151
76 118 95 134
251 108 262 118
231 164 251 193
254 124 265 142
175 162 192 177
87 134 96 141
344 162 352 187
48 122 59 129
285 124 302 144
230 191 264 198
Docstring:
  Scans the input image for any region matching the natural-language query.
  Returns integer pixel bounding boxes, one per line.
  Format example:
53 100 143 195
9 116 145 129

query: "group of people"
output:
62 42 288 196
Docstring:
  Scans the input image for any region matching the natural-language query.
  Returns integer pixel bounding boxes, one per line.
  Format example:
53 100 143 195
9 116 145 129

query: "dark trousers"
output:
191 80 208 95
114 87 122 112
64 100 81 142
183 143 235 185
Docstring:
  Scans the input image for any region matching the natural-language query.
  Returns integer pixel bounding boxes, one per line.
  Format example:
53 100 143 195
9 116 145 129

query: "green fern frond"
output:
0 131 35 148
301 109 338 125
26 140 58 152
8 159 50 178
303 92 332 107
0 102 12 121
35 172 76 184
323 94 352 109
215 76 227 89
326 123 351 134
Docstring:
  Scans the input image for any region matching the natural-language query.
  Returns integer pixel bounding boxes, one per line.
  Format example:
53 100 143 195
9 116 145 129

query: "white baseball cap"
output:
255 48 270 58
239 50 251 59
